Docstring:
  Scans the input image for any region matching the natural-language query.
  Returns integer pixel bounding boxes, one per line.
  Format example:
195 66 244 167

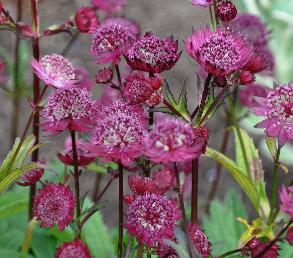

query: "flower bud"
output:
75 6 98 33
216 1 237 23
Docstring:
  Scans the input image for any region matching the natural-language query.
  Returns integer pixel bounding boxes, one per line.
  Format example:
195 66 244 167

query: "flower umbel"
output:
34 183 75 231
55 239 92 258
31 54 76 88
279 185 293 218
253 84 293 145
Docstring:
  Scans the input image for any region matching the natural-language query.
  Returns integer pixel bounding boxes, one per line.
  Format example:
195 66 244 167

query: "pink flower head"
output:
239 84 267 108
185 27 254 77
34 183 75 231
255 47 275 76
188 223 211 258
91 17 138 64
192 0 212 7
286 227 293 245
100 85 122 105
230 14 269 48
253 84 293 145
91 0 126 14
128 174 159 196
42 87 97 134
89 100 147 165
216 1 237 23
279 185 293 218
245 238 279 258
75 67 94 90
124 33 181 74
123 72 154 104
156 242 179 258
95 67 113 84
152 167 176 194
55 239 92 258
58 137 95 167
31 54 77 88
17 163 44 186
125 193 181 247
146 88 163 107
145 117 206 163
75 6 98 33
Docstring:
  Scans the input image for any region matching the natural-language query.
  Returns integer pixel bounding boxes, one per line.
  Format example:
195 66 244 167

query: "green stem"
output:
20 218 38 258
217 248 241 258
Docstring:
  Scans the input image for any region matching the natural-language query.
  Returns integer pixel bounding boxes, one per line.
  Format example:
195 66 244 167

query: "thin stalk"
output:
209 5 215 30
70 131 81 235
118 161 124 258
20 218 38 258
92 173 102 201
269 145 281 223
191 159 198 223
29 0 40 220
115 65 123 89
213 0 219 26
217 248 241 258
61 31 79 56
11 0 22 145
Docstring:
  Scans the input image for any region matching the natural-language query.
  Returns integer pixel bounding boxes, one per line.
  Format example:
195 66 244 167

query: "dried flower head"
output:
55 239 92 258
124 33 181 74
188 223 211 258
89 100 147 165
95 67 113 84
253 84 293 145
91 17 138 64
279 185 293 218
125 193 181 247
145 117 207 163
32 54 76 88
42 87 97 134
185 27 254 77
123 72 154 104
91 0 126 14
34 183 75 231
75 6 98 33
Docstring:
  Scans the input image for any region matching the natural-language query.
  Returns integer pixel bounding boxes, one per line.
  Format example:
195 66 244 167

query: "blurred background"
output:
0 0 292 229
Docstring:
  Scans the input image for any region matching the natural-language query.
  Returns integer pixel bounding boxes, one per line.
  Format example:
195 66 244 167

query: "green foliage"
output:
0 135 39 193
203 189 247 256
86 160 118 174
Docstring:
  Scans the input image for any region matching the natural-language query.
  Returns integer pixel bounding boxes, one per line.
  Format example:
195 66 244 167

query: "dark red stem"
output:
118 161 124 258
191 159 199 223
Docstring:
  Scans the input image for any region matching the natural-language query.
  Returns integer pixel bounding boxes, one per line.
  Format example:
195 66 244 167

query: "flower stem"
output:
217 248 241 258
115 64 123 89
20 218 38 258
61 31 79 56
29 0 40 220
269 145 282 223
118 161 124 258
191 159 198 223
70 130 81 235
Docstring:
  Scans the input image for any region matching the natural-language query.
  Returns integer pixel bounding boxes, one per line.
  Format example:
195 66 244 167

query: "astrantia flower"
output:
152 167 176 194
188 223 211 258
34 183 75 230
17 166 44 186
91 0 126 14
124 33 181 74
123 72 154 104
145 117 206 163
279 185 293 218
125 193 181 247
31 54 76 88
42 87 97 134
191 0 212 7
95 67 113 84
91 17 138 64
245 238 279 258
58 137 95 167
55 239 92 258
128 174 159 196
90 100 147 164
253 84 293 145
230 14 269 48
75 6 98 33
185 27 254 77
216 1 237 23
239 84 267 108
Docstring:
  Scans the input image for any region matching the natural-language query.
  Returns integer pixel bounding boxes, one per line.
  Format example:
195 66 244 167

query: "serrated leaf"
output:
205 147 259 212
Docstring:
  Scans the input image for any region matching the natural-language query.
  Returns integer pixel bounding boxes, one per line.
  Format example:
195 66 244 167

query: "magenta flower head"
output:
188 223 211 258
128 174 159 196
152 167 176 194
230 14 269 48
58 137 95 167
123 72 154 104
216 1 237 23
91 0 126 14
185 27 254 77
253 83 293 145
125 193 181 247
55 239 92 258
145 116 207 164
279 185 293 218
192 0 212 7
31 54 77 88
245 238 279 258
239 84 267 108
75 6 98 33
34 183 75 231
91 17 138 64
89 100 147 165
124 33 181 74
42 87 97 134
95 67 113 84
17 162 44 186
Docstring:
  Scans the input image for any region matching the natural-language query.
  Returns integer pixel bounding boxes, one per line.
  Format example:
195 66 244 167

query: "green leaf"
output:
205 147 259 211
81 199 115 257
86 160 117 174
0 250 23 258
203 189 247 256
279 240 293 257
